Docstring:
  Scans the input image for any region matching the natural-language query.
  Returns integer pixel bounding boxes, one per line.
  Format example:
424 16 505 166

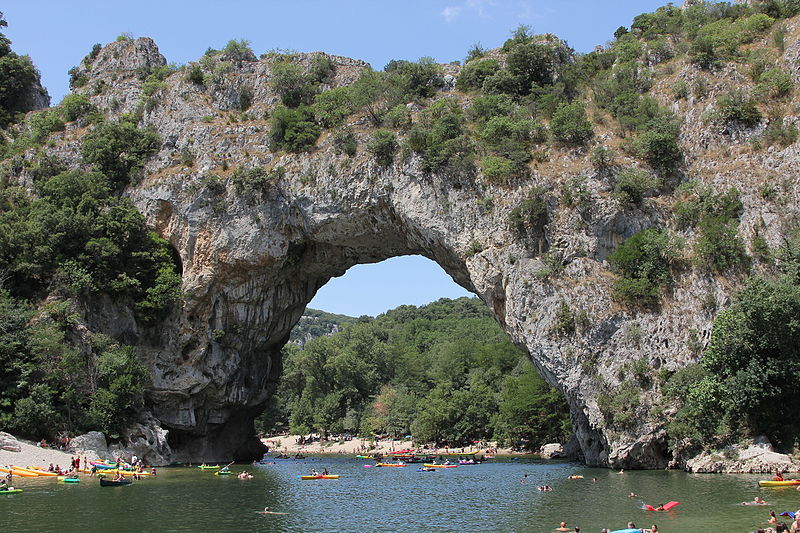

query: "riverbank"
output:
0 437 102 470
261 435 523 457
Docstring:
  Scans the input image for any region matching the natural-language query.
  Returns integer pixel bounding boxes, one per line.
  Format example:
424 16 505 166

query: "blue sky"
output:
3 0 668 317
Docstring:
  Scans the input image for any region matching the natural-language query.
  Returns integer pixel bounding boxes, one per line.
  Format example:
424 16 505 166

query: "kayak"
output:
300 475 340 480
197 465 220 470
95 469 151 476
0 489 23 494
375 463 406 467
758 480 800 487
214 470 233 476
57 476 80 483
0 466 39 477
21 467 57 477
423 463 457 468
99 479 132 487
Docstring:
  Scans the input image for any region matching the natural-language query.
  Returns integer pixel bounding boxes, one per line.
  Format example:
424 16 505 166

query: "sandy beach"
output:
261 435 519 456
0 438 102 471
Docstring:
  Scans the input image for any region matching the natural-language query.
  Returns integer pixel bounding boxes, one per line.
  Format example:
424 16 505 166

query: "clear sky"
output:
3 0 669 317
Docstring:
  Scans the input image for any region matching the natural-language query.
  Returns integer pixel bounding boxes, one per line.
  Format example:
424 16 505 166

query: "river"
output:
3 457 795 532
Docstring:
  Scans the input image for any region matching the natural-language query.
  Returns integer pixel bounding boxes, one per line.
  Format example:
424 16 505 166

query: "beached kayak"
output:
0 489 23 494
758 480 800 487
0 466 39 477
99 479 132 487
300 475 340 480
21 467 57 477
423 463 457 468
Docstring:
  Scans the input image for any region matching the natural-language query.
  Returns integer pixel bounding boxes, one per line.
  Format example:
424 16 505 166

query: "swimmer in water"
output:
256 507 286 515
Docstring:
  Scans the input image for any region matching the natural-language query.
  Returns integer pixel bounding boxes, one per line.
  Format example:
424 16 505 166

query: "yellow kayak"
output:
0 466 39 477
758 479 800 487
18 467 57 477
300 475 340 480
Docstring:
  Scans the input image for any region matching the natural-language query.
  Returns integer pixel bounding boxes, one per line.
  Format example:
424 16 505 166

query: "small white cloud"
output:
441 6 463 21
466 0 495 17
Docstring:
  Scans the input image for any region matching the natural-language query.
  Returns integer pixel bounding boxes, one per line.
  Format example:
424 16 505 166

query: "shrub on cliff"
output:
366 130 398 167
715 90 762 126
609 227 681 306
613 168 660 207
456 58 500 92
270 105 320 152
406 99 475 175
80 119 161 188
549 102 593 145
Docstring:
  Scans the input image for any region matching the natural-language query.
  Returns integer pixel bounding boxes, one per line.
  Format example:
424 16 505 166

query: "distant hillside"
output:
289 308 360 345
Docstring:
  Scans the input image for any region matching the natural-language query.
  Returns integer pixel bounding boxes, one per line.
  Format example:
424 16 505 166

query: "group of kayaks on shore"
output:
0 460 157 493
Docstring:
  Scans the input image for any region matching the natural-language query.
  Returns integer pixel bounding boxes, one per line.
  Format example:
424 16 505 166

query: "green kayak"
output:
0 489 23 494
214 470 233 476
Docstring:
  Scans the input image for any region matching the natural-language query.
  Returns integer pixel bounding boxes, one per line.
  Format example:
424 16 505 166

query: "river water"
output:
3 457 796 532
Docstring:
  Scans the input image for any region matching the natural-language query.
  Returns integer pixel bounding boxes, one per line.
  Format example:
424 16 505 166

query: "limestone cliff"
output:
10 22 800 466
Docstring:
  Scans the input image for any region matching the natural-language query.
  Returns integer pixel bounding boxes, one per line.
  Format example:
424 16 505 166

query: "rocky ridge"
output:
10 25 800 467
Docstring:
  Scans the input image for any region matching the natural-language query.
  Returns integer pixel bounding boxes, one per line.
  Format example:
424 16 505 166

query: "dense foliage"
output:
257 297 571 450
0 13 40 128
666 249 800 453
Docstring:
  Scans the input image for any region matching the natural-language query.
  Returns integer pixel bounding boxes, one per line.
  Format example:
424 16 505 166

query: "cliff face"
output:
17 27 800 466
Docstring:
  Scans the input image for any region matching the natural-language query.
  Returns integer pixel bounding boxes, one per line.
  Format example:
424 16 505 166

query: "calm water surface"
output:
3 457 797 532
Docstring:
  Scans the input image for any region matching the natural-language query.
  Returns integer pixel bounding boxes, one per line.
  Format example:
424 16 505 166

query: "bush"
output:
716 90 762 126
271 61 317 107
673 185 742 229
609 227 680 306
28 110 65 144
366 130 398 167
456 58 500 91
384 57 444 98
406 100 474 175
590 146 616 172
481 156 516 183
186 63 204 85
756 68 793 99
270 106 320 152
695 216 749 272
59 94 96 122
509 187 549 251
332 128 357 156
632 115 682 171
80 119 161 188
549 102 593 145
468 94 515 123
613 168 660 207
313 87 354 128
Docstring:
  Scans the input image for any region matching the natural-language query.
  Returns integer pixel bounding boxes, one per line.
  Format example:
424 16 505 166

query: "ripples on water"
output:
2 458 795 532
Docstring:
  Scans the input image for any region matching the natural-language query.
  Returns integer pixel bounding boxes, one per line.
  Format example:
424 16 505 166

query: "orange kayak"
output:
0 466 39 477
17 467 57 477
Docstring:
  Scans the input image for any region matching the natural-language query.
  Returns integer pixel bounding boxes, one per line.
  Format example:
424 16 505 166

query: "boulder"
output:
540 443 564 459
0 432 21 452
685 437 800 473
106 414 172 466
69 431 108 456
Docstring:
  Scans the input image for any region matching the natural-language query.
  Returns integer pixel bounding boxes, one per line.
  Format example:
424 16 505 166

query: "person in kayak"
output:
113 471 125 482
775 469 784 481
257 507 286 515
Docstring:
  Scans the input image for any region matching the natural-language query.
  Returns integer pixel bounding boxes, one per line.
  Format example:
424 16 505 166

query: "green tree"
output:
549 102 593 145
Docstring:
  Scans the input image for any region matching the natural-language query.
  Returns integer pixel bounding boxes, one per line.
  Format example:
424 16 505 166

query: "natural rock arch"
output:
54 37 727 467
